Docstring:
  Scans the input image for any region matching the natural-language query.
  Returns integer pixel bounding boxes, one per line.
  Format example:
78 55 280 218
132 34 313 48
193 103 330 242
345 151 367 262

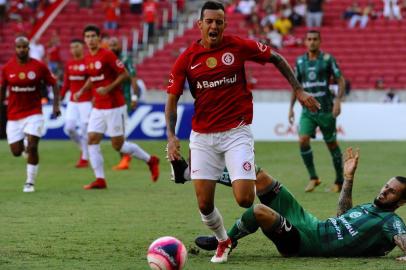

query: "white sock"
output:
200 207 228 241
65 121 81 146
88 144 105 179
119 141 151 162
26 164 38 185
80 124 89 160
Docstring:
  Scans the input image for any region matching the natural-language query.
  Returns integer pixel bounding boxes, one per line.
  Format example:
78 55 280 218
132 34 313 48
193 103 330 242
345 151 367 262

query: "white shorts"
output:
87 105 127 137
65 101 92 124
6 114 44 144
189 125 256 182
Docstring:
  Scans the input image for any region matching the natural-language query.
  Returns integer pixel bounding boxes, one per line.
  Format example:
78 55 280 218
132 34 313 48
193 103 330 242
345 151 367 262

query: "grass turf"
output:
0 140 406 269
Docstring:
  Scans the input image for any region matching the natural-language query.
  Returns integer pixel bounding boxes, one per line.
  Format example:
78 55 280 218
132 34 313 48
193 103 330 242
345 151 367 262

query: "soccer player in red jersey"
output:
61 39 91 168
0 36 60 193
165 1 320 263
75 25 160 189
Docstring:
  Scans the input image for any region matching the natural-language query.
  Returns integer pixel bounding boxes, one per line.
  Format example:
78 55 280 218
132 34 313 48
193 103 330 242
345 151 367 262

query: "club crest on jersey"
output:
206 57 217 69
308 71 316 80
28 71 36 80
256 42 268 53
221 52 234 65
95 61 102 70
243 161 252 171
116 59 124 68
349 212 362 219
18 72 26 79
79 64 85 71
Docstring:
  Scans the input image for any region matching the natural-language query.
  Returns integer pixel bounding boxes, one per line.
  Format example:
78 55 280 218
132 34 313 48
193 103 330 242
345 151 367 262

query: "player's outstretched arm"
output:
337 147 359 216
165 93 181 161
394 234 406 261
269 51 320 112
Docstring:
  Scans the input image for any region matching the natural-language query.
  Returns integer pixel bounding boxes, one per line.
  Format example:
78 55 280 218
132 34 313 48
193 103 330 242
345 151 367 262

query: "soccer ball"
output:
147 236 187 270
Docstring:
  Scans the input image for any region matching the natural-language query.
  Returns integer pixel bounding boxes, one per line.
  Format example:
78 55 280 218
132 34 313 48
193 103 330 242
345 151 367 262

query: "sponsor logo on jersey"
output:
69 75 86 81
28 71 36 80
196 74 237 89
18 72 26 80
11 86 36 92
79 64 85 71
328 218 344 240
349 212 362 219
338 216 358 237
302 80 327 89
95 61 102 70
190 63 202 70
243 161 252 171
206 57 217 69
116 59 124 68
90 74 105 82
221 52 235 65
256 42 268 52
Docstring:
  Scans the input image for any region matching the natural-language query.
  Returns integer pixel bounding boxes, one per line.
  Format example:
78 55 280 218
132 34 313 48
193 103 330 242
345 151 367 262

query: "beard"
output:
373 197 399 211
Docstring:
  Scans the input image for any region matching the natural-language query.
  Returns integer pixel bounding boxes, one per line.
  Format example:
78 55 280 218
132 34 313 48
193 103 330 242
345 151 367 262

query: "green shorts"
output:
299 112 337 143
269 186 322 256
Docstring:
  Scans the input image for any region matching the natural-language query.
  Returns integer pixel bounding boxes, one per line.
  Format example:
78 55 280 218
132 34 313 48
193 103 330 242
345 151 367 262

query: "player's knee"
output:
111 140 123 151
10 148 23 157
253 204 275 223
26 143 38 154
236 193 254 208
197 201 214 215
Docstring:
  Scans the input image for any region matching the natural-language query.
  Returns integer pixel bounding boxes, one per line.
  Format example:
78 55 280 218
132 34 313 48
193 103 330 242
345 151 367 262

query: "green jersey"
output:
318 203 406 257
119 53 136 109
295 52 341 113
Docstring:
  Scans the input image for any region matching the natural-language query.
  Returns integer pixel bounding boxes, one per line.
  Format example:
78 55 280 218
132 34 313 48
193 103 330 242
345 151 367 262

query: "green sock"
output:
300 146 318 179
329 146 343 184
227 206 259 241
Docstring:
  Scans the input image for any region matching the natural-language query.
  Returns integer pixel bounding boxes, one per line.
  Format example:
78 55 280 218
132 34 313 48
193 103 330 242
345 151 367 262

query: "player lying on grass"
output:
170 148 406 260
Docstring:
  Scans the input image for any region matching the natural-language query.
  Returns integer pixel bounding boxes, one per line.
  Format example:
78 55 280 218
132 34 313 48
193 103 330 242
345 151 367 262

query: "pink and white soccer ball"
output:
147 236 187 270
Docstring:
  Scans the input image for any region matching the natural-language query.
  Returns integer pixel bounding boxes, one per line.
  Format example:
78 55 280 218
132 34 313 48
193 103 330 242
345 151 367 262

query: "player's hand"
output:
96 86 109 95
333 100 341 118
296 90 320 112
73 91 82 101
167 136 181 161
396 255 406 261
288 109 295 125
52 106 61 118
343 147 359 180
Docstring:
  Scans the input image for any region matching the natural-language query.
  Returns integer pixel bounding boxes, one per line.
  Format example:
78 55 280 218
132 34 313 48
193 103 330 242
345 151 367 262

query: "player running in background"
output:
74 25 159 189
194 148 406 261
288 30 346 193
61 39 91 168
108 37 140 171
0 36 60 192
165 1 319 263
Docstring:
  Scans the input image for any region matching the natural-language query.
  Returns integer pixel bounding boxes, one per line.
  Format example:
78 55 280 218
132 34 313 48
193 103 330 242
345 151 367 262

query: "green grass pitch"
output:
1 140 406 269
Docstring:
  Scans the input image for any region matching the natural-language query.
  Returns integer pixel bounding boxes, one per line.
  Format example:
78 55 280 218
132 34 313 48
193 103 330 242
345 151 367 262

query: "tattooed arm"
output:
165 93 181 161
337 147 359 216
270 51 320 112
395 234 406 261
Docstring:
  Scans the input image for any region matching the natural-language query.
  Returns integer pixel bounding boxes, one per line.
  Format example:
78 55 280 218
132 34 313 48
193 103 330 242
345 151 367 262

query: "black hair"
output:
70 38 84 44
306 30 321 39
395 176 406 199
83 25 100 37
200 1 225 20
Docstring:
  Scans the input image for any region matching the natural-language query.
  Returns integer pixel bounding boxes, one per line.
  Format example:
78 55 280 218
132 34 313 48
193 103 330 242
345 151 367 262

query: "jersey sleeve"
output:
124 57 136 77
42 63 57 86
239 38 271 64
382 216 406 242
60 65 70 98
329 55 342 79
167 53 187 96
107 51 126 75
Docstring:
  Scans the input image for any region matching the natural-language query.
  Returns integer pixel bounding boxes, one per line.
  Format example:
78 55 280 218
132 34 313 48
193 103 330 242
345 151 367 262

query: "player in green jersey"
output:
288 30 346 193
108 37 140 170
193 147 406 260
